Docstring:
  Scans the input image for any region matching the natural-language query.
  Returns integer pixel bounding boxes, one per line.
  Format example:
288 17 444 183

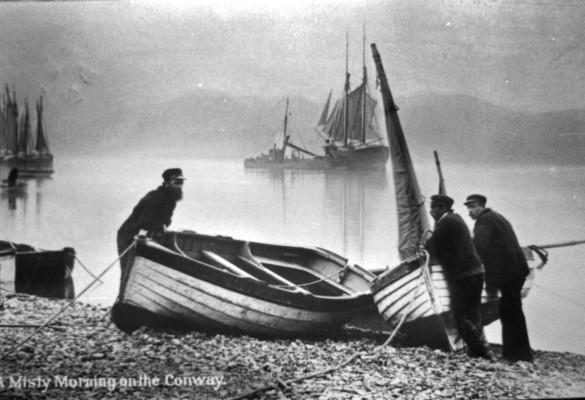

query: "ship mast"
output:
344 33 350 148
362 24 367 144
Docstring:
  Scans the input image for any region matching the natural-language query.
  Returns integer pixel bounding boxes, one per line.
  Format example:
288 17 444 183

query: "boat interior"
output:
158 231 356 297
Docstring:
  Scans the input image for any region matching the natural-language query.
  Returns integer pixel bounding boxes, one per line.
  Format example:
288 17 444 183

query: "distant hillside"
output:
30 81 584 166
398 94 585 166
85 91 585 166
86 90 325 160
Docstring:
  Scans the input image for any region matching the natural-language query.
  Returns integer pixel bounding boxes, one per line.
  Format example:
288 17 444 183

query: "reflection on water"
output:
1 159 585 356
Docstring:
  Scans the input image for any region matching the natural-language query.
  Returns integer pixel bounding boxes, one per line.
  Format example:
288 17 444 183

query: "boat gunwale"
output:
124 238 373 313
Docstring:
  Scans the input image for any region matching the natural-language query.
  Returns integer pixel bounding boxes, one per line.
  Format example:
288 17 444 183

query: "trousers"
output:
499 277 533 361
450 273 491 358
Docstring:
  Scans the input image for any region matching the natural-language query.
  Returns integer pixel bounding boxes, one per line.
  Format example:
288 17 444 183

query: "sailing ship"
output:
316 34 389 170
112 230 377 336
0 87 54 175
368 43 548 351
244 98 328 170
245 32 389 171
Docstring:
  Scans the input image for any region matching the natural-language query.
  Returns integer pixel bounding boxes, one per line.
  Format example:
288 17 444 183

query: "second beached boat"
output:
368 43 549 351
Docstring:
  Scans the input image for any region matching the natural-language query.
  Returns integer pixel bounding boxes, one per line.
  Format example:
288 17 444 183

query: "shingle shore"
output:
1 294 584 400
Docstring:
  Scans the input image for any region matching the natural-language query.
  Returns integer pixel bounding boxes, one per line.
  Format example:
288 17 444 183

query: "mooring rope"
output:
0 242 136 361
228 250 428 400
533 283 585 311
74 255 104 284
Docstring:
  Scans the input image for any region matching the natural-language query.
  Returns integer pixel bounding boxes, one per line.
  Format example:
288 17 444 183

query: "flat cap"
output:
162 168 185 181
463 194 487 206
430 194 454 209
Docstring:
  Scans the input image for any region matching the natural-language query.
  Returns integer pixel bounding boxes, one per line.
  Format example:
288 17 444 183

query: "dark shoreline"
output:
1 294 584 400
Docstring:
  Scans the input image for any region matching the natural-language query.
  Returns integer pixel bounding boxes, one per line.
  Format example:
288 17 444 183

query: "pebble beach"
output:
1 294 585 400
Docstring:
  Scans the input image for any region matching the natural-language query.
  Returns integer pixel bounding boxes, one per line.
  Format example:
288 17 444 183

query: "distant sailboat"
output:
316 32 389 170
0 88 54 175
244 98 327 170
244 30 389 171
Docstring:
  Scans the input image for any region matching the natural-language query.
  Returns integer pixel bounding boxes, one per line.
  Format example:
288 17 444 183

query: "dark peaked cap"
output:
162 168 185 181
464 194 487 206
430 194 454 209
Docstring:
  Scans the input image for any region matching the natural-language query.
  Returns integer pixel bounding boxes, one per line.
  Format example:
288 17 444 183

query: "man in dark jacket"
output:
429 194 493 360
117 168 185 281
464 194 533 363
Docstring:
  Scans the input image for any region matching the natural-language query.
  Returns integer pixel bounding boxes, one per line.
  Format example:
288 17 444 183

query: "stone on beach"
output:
1 294 584 399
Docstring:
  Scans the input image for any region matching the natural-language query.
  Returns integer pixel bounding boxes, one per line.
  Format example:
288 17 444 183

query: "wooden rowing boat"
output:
370 247 546 350
0 240 76 299
111 230 377 336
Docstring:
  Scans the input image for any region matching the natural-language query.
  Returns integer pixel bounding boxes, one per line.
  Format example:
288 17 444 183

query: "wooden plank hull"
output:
113 233 376 337
370 250 539 351
0 241 75 299
326 145 389 170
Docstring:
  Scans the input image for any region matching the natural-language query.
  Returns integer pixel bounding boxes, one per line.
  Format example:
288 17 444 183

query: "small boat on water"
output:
368 43 548 351
0 240 76 300
0 168 27 191
112 230 377 336
244 98 329 170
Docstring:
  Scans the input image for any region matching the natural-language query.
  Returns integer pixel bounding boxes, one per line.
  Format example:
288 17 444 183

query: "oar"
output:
533 239 585 249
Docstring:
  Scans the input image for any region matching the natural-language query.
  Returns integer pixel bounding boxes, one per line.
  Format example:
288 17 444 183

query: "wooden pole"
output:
535 240 585 249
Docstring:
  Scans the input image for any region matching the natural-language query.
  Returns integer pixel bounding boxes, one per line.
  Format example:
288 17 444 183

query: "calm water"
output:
1 156 584 355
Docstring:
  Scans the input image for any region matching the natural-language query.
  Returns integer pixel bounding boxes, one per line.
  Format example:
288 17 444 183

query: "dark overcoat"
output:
472 208 529 288
431 211 484 282
117 185 178 240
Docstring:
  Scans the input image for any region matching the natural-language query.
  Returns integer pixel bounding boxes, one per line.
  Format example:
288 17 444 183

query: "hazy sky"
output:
2 0 585 123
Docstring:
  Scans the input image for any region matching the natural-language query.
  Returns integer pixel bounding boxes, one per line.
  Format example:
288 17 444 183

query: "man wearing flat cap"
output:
116 168 186 284
428 194 493 360
465 194 533 363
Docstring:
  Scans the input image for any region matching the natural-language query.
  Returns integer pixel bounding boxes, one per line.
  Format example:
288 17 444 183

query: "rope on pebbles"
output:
228 256 427 400
0 242 136 361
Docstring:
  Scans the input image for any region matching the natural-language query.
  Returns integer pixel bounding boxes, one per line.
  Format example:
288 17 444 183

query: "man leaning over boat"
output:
116 168 185 287
427 194 494 361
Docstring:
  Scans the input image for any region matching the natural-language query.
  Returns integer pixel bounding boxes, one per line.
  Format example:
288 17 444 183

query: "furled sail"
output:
4 86 19 155
0 99 5 155
371 43 430 260
35 96 51 155
17 102 34 157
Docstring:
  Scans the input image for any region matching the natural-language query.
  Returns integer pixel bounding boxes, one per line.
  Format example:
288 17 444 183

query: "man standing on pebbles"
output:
464 194 533 363
116 168 185 283
428 194 493 361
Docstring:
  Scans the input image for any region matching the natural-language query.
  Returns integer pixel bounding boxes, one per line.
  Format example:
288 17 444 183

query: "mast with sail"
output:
278 98 290 162
4 86 19 157
344 33 350 148
371 43 430 260
361 24 367 144
434 150 446 195
317 90 332 128
18 101 34 169
35 96 51 156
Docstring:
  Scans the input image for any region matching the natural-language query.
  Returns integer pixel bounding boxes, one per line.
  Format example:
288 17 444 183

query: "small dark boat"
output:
0 241 75 299
112 230 377 336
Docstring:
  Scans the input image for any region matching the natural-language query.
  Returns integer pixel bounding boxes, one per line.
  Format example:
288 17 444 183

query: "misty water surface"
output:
1 156 584 356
